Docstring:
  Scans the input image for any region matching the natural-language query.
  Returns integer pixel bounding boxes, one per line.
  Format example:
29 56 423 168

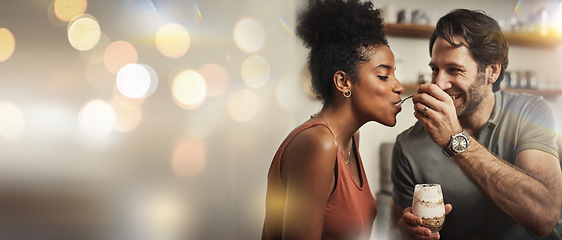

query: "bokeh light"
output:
184 107 218 139
241 55 270 89
172 70 207 109
110 97 142 133
0 28 16 62
67 14 101 51
233 17 265 53
228 89 259 122
197 64 230 97
172 138 206 177
116 63 159 99
125 188 191 240
78 100 116 137
80 32 110 64
54 0 87 22
0 101 26 140
112 86 146 107
104 40 138 74
156 23 191 58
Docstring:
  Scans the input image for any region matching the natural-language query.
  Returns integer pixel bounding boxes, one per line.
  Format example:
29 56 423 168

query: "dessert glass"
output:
412 183 445 232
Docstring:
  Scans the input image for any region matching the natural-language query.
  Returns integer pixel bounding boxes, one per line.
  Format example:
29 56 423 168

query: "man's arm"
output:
413 83 562 237
453 141 562 237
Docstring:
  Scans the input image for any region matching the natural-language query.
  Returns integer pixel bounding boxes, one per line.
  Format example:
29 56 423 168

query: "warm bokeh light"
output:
54 0 87 22
67 14 100 51
554 4 562 37
104 40 138 74
241 55 270 88
80 32 110 64
110 97 142 133
0 28 16 62
172 70 207 109
0 101 26 140
116 63 159 99
185 107 217 139
126 189 191 240
112 86 146 107
228 89 259 122
172 138 206 177
233 17 266 53
197 64 230 97
156 23 191 58
85 62 115 90
78 100 116 137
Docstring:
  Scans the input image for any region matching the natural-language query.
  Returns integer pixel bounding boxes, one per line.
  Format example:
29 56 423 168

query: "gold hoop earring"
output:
343 89 351 98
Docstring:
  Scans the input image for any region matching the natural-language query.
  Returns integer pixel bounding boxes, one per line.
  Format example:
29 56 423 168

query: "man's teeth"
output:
450 95 461 100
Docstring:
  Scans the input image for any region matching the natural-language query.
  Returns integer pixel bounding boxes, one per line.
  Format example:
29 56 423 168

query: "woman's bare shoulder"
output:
281 123 338 178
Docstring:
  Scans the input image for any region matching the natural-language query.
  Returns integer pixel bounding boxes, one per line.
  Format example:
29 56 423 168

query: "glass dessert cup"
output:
412 183 445 232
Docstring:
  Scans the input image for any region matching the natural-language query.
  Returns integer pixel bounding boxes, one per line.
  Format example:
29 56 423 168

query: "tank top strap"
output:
309 120 335 137
308 120 349 165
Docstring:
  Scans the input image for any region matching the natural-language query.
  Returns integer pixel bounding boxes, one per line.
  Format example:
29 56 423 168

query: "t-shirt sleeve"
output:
391 137 415 208
516 97 559 158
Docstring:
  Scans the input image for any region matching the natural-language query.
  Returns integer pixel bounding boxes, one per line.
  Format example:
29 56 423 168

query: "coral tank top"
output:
262 121 377 240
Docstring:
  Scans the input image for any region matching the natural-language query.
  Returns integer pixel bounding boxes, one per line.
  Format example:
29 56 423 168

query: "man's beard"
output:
457 73 487 118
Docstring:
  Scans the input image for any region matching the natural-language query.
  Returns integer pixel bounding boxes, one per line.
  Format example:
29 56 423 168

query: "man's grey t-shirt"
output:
392 91 559 240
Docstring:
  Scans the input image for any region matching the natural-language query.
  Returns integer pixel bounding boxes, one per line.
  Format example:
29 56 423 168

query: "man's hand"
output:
396 204 453 240
412 83 462 148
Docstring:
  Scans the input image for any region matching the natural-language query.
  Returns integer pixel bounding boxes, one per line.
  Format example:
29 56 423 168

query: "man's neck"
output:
459 91 496 138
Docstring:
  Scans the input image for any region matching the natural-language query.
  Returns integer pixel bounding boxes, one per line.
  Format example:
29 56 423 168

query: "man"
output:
390 9 562 240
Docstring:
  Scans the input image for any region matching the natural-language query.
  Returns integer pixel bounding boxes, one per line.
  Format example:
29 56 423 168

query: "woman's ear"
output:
333 70 351 93
487 63 501 84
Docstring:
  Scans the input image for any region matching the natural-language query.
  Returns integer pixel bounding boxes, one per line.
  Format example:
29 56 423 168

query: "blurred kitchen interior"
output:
0 0 561 239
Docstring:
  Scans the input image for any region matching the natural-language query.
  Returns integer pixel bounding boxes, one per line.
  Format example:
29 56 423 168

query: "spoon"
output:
396 95 413 106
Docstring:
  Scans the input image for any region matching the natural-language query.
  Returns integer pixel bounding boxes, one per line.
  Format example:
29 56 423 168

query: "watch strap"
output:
442 145 456 157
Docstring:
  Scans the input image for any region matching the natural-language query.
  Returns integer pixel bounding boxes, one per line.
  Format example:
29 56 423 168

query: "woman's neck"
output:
315 104 361 149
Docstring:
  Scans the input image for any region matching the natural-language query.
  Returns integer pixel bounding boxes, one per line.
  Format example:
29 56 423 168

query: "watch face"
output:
451 135 468 152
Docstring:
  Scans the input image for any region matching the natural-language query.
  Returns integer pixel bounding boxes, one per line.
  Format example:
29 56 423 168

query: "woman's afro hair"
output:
297 0 387 103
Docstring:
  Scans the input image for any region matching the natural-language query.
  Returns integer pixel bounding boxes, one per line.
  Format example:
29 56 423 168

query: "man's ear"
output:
487 63 501 84
333 70 351 93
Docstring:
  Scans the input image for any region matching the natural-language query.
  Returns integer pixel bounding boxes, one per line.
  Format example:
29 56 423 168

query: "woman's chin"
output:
380 118 397 127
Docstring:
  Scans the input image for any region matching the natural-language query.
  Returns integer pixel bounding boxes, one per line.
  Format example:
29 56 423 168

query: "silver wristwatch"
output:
442 129 470 157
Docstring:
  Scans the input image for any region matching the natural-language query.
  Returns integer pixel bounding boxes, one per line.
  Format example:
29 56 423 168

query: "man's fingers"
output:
445 203 453 215
418 227 431 236
402 207 422 225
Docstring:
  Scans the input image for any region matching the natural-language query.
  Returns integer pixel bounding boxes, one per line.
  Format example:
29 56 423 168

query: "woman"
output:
262 0 404 239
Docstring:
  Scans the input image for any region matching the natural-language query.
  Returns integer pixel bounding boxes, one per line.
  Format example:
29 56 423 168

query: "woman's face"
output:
351 45 404 126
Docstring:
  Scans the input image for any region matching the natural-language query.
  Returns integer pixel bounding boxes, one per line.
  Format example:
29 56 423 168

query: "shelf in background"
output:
402 83 562 97
384 23 434 39
384 23 562 48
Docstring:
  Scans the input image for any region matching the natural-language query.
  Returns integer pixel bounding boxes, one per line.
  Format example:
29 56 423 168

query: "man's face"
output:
429 36 489 117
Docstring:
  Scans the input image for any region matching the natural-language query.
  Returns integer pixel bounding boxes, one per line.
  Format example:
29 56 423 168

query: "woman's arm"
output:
280 126 338 240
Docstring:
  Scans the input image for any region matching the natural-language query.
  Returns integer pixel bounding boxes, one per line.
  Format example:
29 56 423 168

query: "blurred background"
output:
0 0 561 239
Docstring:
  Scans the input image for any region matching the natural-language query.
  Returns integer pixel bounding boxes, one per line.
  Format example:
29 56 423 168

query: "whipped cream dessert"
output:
412 184 445 232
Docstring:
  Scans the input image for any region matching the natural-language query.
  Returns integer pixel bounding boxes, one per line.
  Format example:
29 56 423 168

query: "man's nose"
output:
433 72 452 90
